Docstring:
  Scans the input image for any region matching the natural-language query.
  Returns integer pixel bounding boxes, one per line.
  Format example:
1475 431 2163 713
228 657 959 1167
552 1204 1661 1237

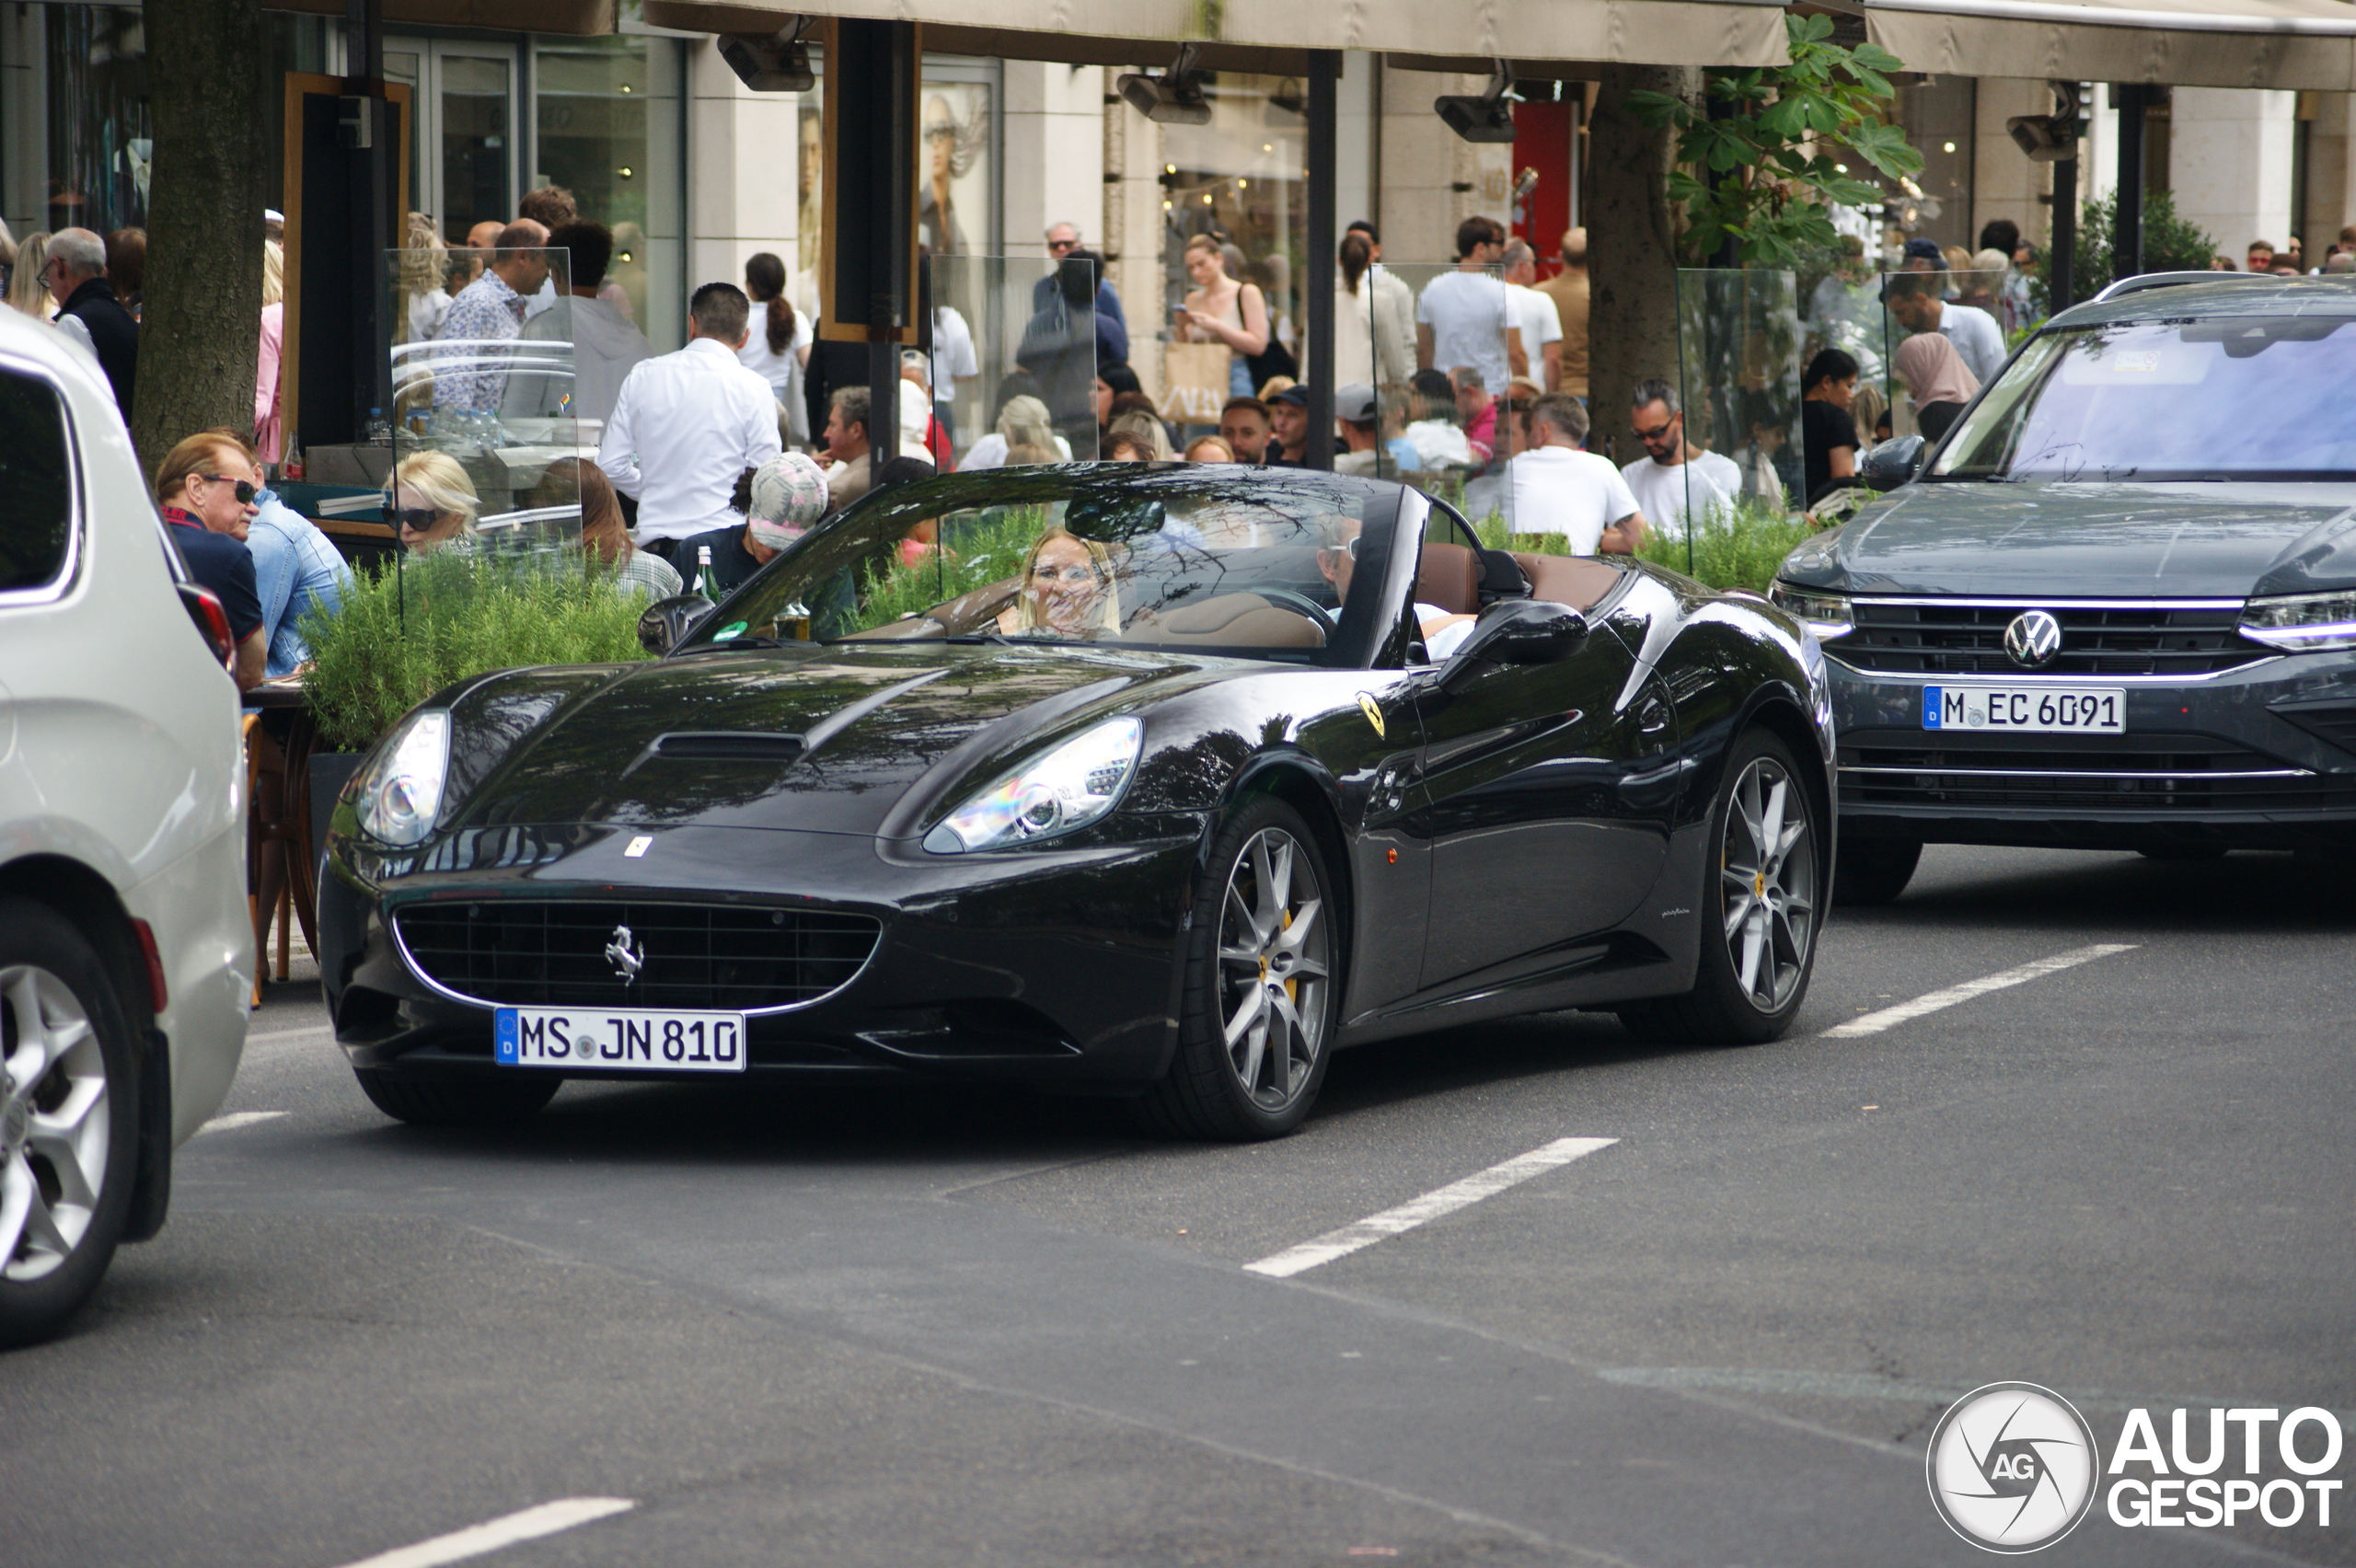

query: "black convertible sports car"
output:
318 466 1835 1139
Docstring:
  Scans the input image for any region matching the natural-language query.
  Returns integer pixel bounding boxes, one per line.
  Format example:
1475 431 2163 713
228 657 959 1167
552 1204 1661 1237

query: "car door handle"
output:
1618 755 1697 810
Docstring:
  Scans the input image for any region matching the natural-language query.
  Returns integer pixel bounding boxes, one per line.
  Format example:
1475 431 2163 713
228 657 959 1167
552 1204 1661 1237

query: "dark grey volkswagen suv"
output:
1772 274 2356 901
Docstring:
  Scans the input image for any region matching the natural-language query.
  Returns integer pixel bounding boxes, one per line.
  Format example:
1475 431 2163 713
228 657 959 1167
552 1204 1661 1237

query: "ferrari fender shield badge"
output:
1357 694 1386 739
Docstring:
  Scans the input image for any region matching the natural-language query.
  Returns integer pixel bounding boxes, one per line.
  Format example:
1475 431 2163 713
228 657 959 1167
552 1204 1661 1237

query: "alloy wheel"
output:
0 964 110 1284
1719 755 1817 1013
1215 827 1331 1112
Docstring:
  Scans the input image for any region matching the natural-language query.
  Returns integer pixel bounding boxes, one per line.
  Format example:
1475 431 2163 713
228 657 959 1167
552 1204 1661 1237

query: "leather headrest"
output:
1415 541 1481 616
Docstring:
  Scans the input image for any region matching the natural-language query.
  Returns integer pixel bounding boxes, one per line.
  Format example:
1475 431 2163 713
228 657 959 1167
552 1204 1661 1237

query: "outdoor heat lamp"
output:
1435 62 1519 143
1118 45 1211 125
719 17 816 92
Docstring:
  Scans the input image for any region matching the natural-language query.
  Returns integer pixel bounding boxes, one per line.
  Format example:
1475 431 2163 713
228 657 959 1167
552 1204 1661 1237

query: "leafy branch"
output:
1625 13 1923 270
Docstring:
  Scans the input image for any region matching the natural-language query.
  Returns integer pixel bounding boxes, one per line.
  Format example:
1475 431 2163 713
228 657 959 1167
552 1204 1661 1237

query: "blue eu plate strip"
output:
1923 686 1944 729
494 1008 518 1063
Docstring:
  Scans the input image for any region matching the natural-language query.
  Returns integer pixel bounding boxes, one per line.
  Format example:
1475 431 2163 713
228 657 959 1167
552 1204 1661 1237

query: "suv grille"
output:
1834 601 2269 677
1837 730 2356 813
395 901 881 1011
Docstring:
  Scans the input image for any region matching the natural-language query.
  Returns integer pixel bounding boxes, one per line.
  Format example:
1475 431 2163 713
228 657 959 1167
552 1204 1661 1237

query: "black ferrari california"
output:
318 466 1835 1139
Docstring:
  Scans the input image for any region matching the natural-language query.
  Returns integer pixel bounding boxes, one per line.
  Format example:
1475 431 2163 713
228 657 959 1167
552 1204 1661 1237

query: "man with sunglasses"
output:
1030 221 1126 346
154 432 267 690
45 227 137 419
1619 379 1739 541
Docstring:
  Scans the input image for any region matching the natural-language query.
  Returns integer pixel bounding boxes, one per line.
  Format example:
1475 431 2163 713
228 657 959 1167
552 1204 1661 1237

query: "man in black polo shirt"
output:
45 227 138 421
156 431 266 689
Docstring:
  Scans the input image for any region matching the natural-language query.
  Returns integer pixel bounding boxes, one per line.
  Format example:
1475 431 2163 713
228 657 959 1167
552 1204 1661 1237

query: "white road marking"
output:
196 1111 287 1135
246 1023 334 1043
1819 943 2137 1038
330 1498 636 1568
1245 1136 1618 1278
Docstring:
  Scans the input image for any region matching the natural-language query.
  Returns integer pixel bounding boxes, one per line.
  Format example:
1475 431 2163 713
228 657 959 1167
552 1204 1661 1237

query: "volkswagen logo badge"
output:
603 924 645 984
2003 609 2063 669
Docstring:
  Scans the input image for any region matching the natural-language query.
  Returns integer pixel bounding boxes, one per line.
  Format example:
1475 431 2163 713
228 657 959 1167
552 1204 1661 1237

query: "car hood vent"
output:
651 732 806 762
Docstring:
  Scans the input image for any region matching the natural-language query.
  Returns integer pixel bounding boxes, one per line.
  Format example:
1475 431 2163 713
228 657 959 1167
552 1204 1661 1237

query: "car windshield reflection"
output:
677 467 1404 667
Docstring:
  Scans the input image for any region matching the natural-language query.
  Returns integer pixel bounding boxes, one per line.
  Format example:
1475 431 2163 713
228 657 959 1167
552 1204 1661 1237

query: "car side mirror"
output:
638 594 716 655
1438 599 1589 692
1859 433 1925 492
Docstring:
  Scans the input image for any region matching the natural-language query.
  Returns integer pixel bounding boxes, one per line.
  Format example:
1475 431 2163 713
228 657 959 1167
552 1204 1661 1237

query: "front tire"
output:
1137 798 1339 1141
0 899 141 1349
353 1069 560 1127
1620 729 1822 1046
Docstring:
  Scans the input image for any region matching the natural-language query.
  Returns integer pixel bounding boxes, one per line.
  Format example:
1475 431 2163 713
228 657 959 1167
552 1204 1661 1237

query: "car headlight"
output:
352 709 452 847
2239 589 2356 652
1768 582 1854 640
924 718 1142 854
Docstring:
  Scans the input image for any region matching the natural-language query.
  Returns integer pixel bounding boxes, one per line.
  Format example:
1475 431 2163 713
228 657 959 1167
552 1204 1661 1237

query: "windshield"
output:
1930 315 2356 482
676 466 1407 667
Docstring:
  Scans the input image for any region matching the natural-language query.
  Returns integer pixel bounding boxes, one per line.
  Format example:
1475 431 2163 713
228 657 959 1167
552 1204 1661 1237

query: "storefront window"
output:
41 6 149 235
536 34 683 352
1157 73 1310 386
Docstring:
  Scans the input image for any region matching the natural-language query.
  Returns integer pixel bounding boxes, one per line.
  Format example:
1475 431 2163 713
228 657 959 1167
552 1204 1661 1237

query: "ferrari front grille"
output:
394 900 881 1012
1835 601 2269 677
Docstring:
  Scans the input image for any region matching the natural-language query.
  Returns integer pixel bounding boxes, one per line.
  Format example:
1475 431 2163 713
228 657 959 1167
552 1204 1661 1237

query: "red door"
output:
1512 100 1576 278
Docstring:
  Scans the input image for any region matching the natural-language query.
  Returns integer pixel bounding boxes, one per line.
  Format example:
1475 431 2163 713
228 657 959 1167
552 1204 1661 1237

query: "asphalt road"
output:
6 844 2354 1568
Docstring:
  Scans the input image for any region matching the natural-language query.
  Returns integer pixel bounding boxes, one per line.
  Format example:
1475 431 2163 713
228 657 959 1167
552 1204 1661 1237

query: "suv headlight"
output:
352 709 452 847
2239 590 2356 652
1768 582 1854 640
924 718 1142 854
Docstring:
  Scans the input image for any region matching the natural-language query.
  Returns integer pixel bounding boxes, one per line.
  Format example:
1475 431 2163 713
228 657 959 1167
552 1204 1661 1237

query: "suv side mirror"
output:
1859 434 1925 492
638 594 716 655
1438 599 1589 691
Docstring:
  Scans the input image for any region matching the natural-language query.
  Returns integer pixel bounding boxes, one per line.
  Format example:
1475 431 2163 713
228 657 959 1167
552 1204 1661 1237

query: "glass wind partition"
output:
385 245 585 571
1369 262 1513 536
929 254 1099 469
1874 268 2012 444
1669 268 1802 536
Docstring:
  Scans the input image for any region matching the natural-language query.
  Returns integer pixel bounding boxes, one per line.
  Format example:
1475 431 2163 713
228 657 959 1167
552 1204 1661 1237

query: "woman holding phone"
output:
1172 234 1269 398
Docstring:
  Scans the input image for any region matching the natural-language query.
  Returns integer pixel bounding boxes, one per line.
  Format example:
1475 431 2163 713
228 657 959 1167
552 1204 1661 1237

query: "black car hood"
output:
1783 482 2356 598
452 643 1224 836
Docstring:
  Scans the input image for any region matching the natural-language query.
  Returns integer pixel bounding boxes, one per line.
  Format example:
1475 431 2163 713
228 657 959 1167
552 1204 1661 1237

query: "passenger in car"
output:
997 529 1123 638
1313 513 1477 659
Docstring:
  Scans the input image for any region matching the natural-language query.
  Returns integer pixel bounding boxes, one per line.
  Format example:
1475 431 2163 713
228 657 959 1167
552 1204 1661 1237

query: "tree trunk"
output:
131 0 268 480
1587 63 1699 467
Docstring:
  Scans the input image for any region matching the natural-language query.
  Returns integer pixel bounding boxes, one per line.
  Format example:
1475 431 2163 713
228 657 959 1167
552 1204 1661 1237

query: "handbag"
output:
1159 340 1231 425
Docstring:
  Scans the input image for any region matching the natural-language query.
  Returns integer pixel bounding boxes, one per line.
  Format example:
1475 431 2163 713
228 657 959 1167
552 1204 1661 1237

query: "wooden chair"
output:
245 710 322 1006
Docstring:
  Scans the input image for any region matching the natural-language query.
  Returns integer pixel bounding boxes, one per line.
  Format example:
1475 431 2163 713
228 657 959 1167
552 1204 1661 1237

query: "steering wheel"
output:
1250 588 1340 641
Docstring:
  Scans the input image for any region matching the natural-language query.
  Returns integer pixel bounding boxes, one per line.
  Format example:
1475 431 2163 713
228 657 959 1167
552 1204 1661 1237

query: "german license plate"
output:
493 1006 746 1073
1922 685 2126 734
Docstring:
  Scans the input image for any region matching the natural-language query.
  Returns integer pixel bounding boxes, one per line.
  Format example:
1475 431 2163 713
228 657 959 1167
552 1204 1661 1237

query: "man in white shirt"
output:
930 303 978 439
505 219 650 426
1621 378 1744 537
1884 271 2006 386
1415 216 1526 395
1499 238 1563 393
1507 394 1646 556
597 282 782 572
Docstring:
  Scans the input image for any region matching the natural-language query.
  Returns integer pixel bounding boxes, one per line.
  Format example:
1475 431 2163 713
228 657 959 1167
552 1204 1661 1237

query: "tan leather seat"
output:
1144 592 1325 648
1416 542 1481 614
1511 551 1621 613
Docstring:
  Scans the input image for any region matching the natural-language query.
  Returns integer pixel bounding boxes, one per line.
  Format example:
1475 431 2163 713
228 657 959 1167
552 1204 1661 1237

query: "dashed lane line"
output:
1819 943 2138 1038
1245 1137 1618 1279
196 1111 288 1135
329 1498 636 1568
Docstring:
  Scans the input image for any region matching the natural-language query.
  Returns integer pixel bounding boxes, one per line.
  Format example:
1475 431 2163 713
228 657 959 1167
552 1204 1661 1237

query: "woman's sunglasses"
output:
198 473 258 505
385 503 441 531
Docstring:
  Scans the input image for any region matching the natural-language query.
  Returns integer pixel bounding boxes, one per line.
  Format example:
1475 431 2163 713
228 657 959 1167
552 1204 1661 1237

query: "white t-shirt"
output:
1507 282 1563 357
1937 302 2007 386
930 306 977 397
1415 270 1514 392
737 307 812 394
961 431 1073 470
1507 446 1640 555
1620 450 1744 536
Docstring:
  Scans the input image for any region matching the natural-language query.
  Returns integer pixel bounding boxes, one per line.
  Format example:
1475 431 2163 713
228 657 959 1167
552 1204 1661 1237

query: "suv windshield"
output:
676 467 1405 667
1930 314 2356 482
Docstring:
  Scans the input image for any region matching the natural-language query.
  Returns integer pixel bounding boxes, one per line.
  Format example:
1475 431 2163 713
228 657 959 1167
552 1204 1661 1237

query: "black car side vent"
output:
2269 700 2356 755
651 731 806 762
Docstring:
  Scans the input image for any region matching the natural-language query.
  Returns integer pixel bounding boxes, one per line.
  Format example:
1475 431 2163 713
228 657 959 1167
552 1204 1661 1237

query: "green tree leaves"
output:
1627 14 1923 270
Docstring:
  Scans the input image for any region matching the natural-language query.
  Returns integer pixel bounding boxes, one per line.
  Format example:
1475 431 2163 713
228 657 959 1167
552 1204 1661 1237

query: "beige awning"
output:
265 0 618 32
1867 0 2356 90
640 0 1792 71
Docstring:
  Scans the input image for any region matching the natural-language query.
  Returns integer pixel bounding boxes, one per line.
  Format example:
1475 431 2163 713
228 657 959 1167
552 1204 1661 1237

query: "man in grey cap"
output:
1334 383 1384 477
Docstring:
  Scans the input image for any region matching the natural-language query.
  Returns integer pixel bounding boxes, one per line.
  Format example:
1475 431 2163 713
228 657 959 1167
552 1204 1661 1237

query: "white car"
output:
0 308 250 1346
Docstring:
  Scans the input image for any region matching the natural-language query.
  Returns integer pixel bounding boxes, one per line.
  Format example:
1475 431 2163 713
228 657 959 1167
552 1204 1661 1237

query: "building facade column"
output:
2172 86 2296 258
687 39 800 301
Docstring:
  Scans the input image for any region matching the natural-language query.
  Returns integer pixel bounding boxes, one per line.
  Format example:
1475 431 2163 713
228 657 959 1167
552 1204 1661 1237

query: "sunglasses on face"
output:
1322 536 1366 561
1047 238 1079 254
1031 563 1100 585
385 502 442 530
199 473 259 505
1633 421 1676 443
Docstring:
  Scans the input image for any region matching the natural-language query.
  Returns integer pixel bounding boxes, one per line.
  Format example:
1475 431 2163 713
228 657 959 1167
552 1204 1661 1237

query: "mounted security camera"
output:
2006 79 2083 162
1116 44 1211 125
718 19 815 93
1435 61 1519 144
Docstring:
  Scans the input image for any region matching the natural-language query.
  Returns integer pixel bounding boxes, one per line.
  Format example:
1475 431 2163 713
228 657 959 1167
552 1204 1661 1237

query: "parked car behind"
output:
0 308 251 1346
1774 273 2356 901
